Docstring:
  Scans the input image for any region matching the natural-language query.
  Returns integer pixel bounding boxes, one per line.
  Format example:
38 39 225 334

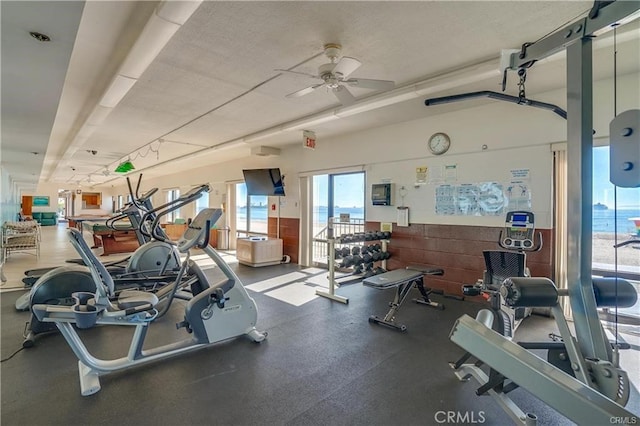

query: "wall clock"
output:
428 132 451 155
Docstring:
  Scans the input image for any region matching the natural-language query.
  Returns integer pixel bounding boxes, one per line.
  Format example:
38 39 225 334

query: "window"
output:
166 188 180 223
554 144 640 320
195 191 209 215
591 146 639 319
235 183 268 236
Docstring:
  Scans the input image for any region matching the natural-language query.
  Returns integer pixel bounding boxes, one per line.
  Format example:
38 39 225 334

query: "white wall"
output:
23 182 59 213
25 182 112 216
102 72 639 230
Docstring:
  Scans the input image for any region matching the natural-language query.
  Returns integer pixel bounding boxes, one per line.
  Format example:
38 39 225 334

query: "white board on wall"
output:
366 144 553 228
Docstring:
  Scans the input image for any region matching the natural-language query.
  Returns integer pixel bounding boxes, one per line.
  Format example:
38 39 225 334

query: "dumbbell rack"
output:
316 217 390 304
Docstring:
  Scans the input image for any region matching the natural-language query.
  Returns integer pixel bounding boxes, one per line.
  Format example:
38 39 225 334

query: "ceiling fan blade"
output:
343 78 395 90
333 57 361 78
275 69 320 79
286 84 324 98
332 86 356 105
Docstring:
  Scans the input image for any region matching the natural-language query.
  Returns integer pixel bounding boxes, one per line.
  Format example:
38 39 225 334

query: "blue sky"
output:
314 173 365 208
593 146 639 209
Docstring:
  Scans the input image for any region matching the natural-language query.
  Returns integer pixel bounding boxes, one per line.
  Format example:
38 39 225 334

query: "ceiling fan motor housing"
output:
323 43 342 61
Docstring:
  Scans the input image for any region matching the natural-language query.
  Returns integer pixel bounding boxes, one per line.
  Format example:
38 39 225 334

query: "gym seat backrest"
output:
483 250 526 291
67 228 115 297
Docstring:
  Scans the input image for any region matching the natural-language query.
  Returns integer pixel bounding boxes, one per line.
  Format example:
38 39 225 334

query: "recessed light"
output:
29 31 51 42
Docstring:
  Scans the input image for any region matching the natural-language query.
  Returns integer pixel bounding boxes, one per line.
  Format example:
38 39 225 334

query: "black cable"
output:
1 346 25 363
612 25 619 346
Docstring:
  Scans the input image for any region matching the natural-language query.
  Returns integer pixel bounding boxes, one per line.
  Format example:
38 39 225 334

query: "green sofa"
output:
32 212 58 226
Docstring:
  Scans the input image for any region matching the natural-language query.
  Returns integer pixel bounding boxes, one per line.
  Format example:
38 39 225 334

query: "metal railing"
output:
312 218 365 266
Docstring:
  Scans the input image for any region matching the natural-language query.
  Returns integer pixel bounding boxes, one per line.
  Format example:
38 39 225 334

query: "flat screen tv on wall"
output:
242 168 285 196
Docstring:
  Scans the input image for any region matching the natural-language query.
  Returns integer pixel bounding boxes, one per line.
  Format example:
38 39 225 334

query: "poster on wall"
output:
477 182 506 216
32 196 50 206
435 185 456 215
455 184 479 215
506 181 532 210
435 182 513 216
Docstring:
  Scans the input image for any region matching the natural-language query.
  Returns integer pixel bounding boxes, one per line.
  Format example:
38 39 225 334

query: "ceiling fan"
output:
277 43 395 105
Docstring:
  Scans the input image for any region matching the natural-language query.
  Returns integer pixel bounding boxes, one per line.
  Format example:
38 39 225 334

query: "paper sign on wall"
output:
510 168 530 180
416 167 428 184
445 164 457 182
380 222 393 232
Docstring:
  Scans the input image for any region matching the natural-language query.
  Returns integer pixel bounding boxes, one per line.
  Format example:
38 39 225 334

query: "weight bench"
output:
363 267 444 331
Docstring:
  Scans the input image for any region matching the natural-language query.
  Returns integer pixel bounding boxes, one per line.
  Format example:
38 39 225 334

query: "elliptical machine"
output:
462 210 542 338
15 183 209 312
21 175 176 286
21 184 212 346
31 208 266 396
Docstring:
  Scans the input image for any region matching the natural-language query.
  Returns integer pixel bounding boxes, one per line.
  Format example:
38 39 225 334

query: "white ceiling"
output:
2 1 639 191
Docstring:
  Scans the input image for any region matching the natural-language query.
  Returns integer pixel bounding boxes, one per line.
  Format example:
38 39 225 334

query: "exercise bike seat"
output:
117 290 159 310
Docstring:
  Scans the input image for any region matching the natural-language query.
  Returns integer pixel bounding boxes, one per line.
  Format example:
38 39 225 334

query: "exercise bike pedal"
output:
210 288 227 309
176 319 192 333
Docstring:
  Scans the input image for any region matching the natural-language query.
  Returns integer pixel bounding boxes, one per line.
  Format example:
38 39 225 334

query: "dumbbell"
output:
362 252 373 264
371 243 381 252
334 248 342 259
352 255 363 266
374 267 387 275
382 231 391 240
381 251 391 260
372 251 381 261
354 263 365 274
354 233 366 242
351 246 361 255
363 263 376 278
340 256 354 268
341 247 351 257
365 232 375 241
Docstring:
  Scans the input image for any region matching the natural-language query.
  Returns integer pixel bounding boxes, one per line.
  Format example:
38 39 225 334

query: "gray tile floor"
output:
1 224 638 425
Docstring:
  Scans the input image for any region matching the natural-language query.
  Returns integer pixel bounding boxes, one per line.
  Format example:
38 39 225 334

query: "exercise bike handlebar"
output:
140 184 211 242
196 220 211 249
105 212 137 231
126 175 146 210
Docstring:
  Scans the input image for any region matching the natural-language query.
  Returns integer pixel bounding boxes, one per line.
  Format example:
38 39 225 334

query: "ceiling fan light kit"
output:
280 43 395 105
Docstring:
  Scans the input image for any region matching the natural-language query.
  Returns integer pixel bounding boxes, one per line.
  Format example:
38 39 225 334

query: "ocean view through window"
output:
592 145 639 319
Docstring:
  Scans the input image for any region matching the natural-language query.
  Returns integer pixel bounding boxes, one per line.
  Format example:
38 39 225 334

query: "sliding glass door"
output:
310 171 365 265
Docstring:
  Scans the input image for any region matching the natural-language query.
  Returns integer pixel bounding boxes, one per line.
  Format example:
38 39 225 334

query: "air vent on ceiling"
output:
250 146 281 157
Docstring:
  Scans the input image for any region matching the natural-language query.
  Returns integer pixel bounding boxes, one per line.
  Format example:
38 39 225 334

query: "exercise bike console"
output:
177 208 223 252
500 211 540 250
